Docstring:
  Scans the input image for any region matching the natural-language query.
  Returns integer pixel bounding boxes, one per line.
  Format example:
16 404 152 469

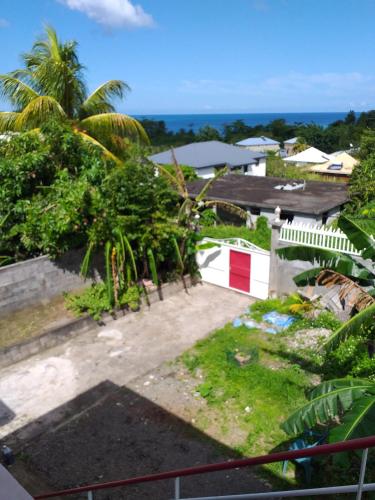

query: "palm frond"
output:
204 200 247 220
196 167 227 202
281 378 375 436
75 130 120 164
0 74 39 109
80 80 130 117
79 113 149 146
338 215 375 260
152 161 187 198
0 112 19 133
15 96 66 130
317 269 375 311
324 302 375 352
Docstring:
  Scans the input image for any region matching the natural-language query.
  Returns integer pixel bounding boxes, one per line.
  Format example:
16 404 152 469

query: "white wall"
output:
246 158 266 177
196 240 270 299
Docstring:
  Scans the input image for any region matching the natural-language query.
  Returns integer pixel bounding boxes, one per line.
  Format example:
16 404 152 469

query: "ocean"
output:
133 112 356 133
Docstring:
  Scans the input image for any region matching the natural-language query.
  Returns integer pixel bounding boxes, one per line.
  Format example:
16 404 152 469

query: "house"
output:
188 174 349 225
236 136 280 153
309 152 358 180
148 141 266 178
283 137 298 156
284 146 332 166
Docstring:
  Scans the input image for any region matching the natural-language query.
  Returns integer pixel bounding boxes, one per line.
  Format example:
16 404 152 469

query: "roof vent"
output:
274 181 306 191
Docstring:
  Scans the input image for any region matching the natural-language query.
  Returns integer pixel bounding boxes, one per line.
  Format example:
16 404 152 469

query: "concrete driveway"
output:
0 283 251 444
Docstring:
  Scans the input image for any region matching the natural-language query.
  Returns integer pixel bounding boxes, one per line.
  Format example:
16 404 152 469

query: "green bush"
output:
65 283 113 321
199 216 271 250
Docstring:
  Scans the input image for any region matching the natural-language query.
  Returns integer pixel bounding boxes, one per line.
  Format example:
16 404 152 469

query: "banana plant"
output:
150 152 248 277
277 215 375 355
282 378 375 443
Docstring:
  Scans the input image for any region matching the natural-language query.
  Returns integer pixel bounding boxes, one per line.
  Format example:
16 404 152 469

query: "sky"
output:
1 0 375 114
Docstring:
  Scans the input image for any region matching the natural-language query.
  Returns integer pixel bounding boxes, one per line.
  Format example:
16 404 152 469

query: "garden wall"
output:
0 250 103 316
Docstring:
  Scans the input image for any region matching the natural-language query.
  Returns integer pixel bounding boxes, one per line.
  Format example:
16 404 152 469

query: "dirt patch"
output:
0 295 75 349
19 366 269 499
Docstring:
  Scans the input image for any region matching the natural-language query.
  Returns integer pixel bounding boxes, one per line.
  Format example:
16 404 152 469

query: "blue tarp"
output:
263 311 295 330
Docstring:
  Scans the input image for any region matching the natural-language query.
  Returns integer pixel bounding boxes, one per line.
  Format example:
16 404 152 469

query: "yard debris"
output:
262 312 295 330
234 352 252 366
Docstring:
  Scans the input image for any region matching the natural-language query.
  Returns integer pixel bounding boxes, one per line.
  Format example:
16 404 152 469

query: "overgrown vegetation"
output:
199 216 271 250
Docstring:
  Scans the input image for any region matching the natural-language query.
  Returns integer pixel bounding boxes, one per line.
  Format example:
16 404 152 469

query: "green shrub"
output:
199 216 271 250
65 283 113 321
120 285 141 311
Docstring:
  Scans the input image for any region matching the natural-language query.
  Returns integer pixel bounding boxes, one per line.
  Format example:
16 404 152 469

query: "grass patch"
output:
199 216 271 250
182 323 310 478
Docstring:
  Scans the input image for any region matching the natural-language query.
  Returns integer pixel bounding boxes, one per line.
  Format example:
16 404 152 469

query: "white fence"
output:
279 221 368 256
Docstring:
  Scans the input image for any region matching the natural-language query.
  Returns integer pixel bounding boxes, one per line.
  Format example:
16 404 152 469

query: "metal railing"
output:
201 237 270 255
34 436 375 499
279 221 374 256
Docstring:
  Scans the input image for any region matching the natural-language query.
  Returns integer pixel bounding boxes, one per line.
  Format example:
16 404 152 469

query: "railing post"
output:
174 476 180 499
356 448 368 500
87 491 93 500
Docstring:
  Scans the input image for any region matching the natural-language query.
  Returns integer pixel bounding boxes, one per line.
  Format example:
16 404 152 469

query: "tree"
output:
348 154 375 213
195 125 221 142
0 25 147 161
277 216 375 356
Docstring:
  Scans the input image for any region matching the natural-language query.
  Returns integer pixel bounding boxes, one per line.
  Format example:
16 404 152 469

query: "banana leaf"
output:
338 216 375 261
277 246 375 284
330 395 375 442
281 378 375 436
324 302 375 352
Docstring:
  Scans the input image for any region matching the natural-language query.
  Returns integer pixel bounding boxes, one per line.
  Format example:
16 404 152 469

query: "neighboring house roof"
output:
236 136 280 147
309 152 359 176
148 141 265 169
284 146 332 164
284 137 298 144
187 175 349 215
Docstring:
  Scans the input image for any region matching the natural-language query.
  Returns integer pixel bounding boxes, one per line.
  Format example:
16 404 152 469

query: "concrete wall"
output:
197 162 266 179
196 240 270 299
0 249 103 316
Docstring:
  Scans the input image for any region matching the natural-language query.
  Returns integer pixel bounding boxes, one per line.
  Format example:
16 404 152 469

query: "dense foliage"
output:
0 122 182 276
141 110 375 153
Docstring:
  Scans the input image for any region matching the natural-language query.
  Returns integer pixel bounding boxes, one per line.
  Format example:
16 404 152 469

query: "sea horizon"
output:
132 111 360 133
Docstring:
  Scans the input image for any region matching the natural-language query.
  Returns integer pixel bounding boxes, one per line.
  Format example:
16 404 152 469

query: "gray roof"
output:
236 136 280 146
188 175 349 215
148 141 265 169
284 137 298 144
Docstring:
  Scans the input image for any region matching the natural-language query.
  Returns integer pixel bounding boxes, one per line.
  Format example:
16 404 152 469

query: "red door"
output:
229 250 251 293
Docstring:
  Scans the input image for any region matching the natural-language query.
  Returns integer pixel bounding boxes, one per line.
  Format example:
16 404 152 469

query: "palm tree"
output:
277 216 375 355
0 25 148 161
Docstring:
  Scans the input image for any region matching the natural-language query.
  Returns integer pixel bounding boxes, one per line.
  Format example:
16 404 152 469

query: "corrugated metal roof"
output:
236 136 280 146
148 141 265 169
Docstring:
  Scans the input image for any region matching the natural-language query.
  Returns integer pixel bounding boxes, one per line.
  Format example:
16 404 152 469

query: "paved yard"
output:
0 283 251 444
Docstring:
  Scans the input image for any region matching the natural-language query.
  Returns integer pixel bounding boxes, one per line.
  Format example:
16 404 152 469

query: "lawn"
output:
181 297 341 482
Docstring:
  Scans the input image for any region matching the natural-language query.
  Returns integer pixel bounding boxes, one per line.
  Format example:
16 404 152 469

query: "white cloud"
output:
0 18 10 28
58 0 154 29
